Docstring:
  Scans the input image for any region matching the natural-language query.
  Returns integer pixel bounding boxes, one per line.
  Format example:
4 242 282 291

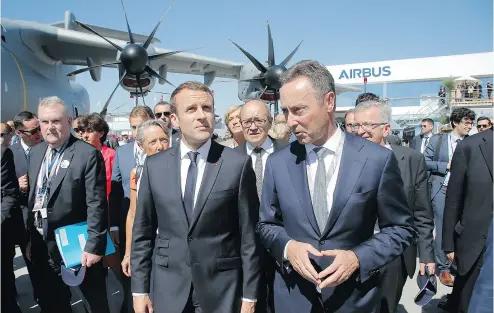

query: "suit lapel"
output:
392 148 407 184
322 134 365 236
286 142 321 236
169 145 190 225
188 141 224 233
48 137 76 202
28 142 48 206
480 134 493 179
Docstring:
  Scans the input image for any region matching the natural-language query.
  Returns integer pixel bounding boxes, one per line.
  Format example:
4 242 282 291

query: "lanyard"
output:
37 144 67 198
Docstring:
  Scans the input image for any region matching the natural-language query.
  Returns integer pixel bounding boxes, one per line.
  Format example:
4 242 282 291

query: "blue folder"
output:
54 222 116 269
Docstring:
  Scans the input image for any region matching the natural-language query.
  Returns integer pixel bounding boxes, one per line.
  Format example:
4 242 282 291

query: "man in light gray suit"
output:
131 81 261 313
424 107 475 288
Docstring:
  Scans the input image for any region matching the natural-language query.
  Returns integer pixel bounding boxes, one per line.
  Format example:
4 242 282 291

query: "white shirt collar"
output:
133 141 146 164
246 137 274 155
450 132 464 142
20 139 30 152
305 127 343 155
180 138 212 160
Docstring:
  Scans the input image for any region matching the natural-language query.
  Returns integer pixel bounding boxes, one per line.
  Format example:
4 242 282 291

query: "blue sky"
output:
3 0 493 116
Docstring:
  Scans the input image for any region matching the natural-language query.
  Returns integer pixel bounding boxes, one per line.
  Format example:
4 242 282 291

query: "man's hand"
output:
122 255 131 277
110 229 120 246
286 240 323 284
81 252 102 268
133 295 153 313
447 252 455 264
18 174 28 192
318 250 360 288
419 262 436 276
240 301 255 313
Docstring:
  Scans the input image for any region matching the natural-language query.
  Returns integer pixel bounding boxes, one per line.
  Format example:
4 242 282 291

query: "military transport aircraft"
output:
1 1 359 120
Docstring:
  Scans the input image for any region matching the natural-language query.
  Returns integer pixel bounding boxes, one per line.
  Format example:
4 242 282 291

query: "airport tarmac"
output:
13 247 451 313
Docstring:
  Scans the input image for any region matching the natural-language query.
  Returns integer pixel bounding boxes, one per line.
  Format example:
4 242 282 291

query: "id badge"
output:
33 196 47 218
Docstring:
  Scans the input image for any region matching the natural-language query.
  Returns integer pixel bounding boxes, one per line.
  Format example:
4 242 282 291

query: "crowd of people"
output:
1 60 492 313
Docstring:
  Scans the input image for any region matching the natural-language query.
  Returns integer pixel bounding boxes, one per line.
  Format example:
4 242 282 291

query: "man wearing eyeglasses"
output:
424 107 475 296
410 118 434 153
476 116 492 132
234 100 288 313
354 100 435 313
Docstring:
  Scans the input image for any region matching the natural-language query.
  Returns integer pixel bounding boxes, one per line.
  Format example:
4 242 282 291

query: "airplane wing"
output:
11 13 242 80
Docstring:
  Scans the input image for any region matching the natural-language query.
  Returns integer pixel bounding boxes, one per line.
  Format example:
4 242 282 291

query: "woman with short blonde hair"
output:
220 105 245 148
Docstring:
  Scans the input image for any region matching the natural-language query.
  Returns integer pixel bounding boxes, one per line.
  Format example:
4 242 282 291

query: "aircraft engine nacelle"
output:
116 46 157 94
237 63 278 102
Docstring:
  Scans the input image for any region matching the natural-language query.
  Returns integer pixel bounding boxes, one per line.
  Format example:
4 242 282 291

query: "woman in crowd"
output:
220 104 245 148
121 119 169 276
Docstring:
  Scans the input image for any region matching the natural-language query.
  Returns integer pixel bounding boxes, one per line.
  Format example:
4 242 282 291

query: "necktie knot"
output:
253 147 263 155
188 151 198 164
50 148 57 159
313 146 329 160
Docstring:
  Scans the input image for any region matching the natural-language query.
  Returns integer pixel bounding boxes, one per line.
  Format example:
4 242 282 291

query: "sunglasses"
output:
477 124 490 129
0 132 11 138
19 126 40 135
155 112 171 118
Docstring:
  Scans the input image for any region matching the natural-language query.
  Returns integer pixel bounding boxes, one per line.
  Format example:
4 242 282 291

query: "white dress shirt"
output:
420 134 432 154
179 139 211 206
245 137 274 173
283 128 344 259
20 138 31 154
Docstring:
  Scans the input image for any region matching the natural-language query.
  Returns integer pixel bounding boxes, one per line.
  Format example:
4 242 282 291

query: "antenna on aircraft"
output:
230 21 303 115
66 0 181 117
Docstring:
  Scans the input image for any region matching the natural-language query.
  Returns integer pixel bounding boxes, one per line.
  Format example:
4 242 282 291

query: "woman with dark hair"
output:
77 113 115 201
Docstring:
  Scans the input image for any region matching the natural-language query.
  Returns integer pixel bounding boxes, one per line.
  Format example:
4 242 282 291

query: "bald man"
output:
234 100 288 313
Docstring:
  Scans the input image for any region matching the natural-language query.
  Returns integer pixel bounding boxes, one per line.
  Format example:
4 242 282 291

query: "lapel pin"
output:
60 160 70 169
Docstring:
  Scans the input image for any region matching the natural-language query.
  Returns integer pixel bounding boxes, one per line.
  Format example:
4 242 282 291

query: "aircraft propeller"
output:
230 21 303 114
66 0 180 117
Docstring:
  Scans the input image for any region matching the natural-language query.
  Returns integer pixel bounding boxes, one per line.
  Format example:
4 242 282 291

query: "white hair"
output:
39 96 68 116
136 119 168 145
355 100 392 123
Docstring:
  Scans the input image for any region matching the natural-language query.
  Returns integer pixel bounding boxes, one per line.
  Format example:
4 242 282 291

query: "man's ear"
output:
325 91 336 113
171 113 179 129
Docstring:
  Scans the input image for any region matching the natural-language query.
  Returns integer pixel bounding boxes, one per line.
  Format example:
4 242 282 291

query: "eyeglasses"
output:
460 120 474 127
73 128 81 133
241 118 267 128
18 126 40 135
477 124 491 129
351 122 387 132
155 112 171 118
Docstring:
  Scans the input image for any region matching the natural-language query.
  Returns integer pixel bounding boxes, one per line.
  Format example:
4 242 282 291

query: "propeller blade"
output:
280 40 303 67
148 49 188 61
66 61 121 77
136 74 146 106
143 0 177 49
101 70 127 117
145 66 176 88
240 77 263 83
267 21 275 67
229 40 267 73
75 21 123 51
120 0 135 43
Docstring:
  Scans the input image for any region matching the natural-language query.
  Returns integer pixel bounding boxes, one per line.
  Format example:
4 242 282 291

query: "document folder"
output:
55 222 116 269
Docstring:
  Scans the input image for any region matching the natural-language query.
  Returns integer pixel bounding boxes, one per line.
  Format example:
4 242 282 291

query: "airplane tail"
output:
51 11 161 44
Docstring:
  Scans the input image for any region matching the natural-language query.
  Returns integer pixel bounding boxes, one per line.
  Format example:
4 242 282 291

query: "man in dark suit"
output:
257 60 415 313
442 129 493 312
1 146 28 313
27 96 110 313
131 81 261 313
234 100 288 313
110 105 154 313
424 107 475 287
410 118 434 153
353 101 435 313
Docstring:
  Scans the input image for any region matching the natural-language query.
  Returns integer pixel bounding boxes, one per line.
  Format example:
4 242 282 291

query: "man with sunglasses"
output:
0 123 13 148
410 118 435 153
476 116 492 132
154 101 180 147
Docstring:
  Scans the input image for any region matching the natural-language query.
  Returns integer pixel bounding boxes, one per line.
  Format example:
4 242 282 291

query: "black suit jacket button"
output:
319 240 325 245
186 261 190 267
483 234 487 239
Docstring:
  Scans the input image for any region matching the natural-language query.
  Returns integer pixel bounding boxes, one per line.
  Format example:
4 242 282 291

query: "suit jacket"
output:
442 129 493 275
424 133 451 198
257 132 415 313
10 141 29 206
109 141 135 228
131 140 261 313
391 145 434 277
27 135 108 255
410 134 424 151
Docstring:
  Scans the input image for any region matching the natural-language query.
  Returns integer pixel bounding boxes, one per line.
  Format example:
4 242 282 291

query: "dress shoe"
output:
439 271 454 287
437 294 456 312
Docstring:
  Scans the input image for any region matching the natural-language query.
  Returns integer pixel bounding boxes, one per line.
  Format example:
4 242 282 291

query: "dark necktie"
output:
253 147 263 198
184 151 198 215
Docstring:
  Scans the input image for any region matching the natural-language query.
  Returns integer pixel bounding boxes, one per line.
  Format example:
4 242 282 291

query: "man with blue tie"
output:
257 60 415 313
424 107 475 289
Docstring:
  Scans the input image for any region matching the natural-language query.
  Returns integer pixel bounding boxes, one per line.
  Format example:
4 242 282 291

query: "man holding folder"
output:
26 96 110 313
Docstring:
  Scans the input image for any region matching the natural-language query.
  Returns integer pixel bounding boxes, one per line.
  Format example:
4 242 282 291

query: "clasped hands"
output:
286 240 360 289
